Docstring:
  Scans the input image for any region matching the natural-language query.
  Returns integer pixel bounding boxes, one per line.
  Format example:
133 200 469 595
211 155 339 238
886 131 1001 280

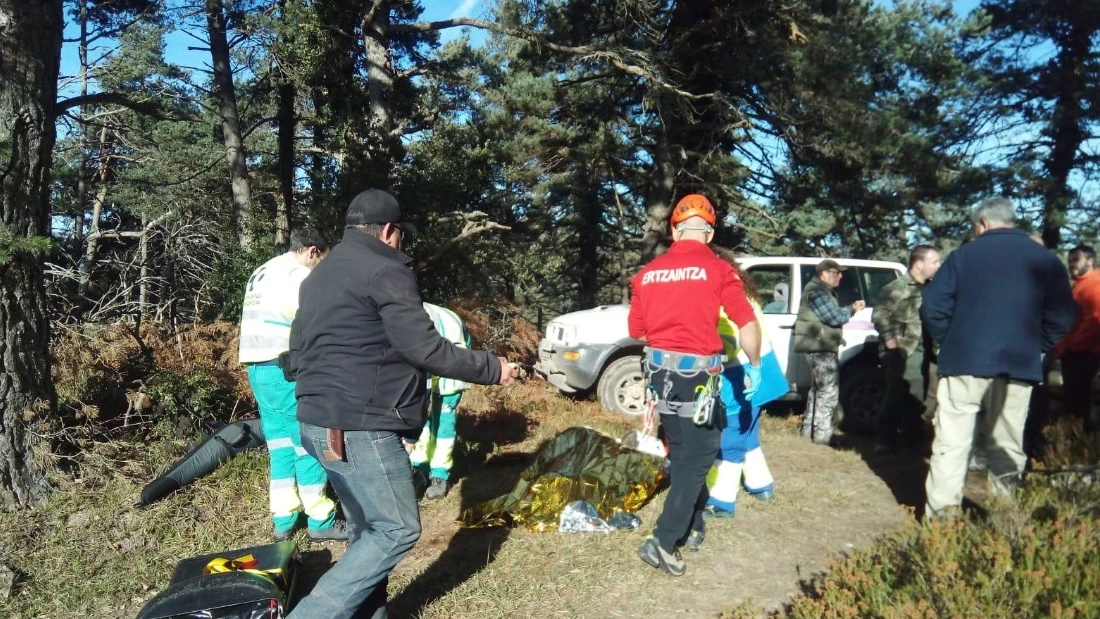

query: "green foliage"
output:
201 245 276 322
49 0 1089 327
785 499 1100 618
148 367 236 423
0 226 53 266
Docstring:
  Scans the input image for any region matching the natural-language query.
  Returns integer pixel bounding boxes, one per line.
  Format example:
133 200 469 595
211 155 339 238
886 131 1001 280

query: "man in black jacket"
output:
286 189 518 619
920 197 1077 519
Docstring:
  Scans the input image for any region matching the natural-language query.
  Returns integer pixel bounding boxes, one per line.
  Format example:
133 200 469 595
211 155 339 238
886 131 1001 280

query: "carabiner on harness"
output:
691 371 721 426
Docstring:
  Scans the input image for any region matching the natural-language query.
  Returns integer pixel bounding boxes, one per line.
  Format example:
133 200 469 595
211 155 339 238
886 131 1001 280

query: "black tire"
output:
597 356 647 420
839 364 885 435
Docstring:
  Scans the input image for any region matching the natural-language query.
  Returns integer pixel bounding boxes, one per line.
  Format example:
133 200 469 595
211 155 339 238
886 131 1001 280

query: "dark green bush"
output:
148 366 237 426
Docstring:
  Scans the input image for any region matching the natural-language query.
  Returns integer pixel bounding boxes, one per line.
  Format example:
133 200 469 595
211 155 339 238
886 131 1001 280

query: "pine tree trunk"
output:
614 188 630 303
138 214 149 317
274 0 293 249
1041 24 1090 249
276 79 294 249
206 0 253 250
576 173 602 308
362 4 397 189
75 0 89 244
77 125 110 298
0 0 63 508
641 125 676 263
310 88 326 203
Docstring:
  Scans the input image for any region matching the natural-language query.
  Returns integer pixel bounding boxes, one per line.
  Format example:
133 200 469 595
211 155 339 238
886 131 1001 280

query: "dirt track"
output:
298 411 932 618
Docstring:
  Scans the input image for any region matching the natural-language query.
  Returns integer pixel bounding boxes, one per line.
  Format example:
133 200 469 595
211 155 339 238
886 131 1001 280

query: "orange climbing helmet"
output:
670 194 716 227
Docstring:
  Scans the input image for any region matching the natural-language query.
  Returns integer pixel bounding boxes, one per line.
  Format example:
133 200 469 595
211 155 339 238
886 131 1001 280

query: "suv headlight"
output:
546 322 578 346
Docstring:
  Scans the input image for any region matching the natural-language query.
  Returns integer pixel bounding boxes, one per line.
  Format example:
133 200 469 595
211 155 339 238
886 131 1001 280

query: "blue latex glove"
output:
744 363 762 400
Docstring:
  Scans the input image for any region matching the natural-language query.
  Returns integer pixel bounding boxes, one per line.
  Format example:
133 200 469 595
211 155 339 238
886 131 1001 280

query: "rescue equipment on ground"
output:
138 418 266 507
135 541 298 619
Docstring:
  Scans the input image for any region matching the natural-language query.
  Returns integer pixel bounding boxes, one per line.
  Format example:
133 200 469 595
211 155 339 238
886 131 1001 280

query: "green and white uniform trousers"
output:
411 390 462 482
248 363 337 533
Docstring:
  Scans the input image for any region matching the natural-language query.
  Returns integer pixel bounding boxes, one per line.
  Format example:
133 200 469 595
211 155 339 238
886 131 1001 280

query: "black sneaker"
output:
683 530 705 552
307 519 349 542
425 477 448 500
637 537 686 576
273 526 297 542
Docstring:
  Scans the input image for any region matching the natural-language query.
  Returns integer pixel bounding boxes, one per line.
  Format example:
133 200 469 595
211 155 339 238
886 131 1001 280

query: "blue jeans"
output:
289 423 422 619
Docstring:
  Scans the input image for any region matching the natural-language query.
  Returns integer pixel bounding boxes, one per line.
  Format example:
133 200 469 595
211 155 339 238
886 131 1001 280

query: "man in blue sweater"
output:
920 197 1078 518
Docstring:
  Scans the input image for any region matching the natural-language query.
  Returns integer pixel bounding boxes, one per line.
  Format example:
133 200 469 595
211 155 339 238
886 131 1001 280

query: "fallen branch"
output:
85 210 175 243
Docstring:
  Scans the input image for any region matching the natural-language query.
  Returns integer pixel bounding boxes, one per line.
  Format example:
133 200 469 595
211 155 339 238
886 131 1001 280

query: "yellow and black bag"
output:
136 541 299 619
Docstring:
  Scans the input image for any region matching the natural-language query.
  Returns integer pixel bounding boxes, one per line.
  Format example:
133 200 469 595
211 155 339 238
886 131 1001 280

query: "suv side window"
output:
746 265 794 314
859 267 901 307
799 265 863 307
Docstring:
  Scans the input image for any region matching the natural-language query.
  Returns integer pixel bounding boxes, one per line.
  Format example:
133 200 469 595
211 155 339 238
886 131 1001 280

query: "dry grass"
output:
0 380 911 619
449 295 542 365
384 384 907 619
52 321 251 423
0 442 273 619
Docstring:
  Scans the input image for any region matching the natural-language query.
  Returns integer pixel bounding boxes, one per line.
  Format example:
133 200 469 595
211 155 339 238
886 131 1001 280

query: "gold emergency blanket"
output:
456 426 667 531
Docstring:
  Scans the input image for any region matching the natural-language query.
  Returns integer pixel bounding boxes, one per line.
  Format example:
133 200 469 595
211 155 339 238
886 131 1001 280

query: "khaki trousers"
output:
924 375 1033 516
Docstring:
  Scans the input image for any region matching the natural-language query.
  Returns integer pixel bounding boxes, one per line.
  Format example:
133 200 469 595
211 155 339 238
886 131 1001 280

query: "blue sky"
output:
60 0 488 94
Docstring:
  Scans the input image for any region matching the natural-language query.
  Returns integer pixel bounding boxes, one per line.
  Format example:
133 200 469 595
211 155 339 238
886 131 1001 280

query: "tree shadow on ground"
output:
845 431 930 519
389 407 535 617
290 547 333 612
291 407 539 617
387 433 534 617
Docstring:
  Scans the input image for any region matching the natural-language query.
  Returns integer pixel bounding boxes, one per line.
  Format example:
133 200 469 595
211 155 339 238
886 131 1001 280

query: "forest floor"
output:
0 379 993 619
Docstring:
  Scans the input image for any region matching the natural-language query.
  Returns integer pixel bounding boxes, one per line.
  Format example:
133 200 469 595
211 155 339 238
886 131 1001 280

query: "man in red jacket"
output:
629 194 762 576
1054 244 1100 431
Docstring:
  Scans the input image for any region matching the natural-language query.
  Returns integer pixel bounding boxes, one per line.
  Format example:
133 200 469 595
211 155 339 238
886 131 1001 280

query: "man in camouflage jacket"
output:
794 260 865 445
872 245 941 451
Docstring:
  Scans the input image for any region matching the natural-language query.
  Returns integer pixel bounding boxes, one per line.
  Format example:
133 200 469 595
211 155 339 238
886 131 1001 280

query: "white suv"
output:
534 257 908 434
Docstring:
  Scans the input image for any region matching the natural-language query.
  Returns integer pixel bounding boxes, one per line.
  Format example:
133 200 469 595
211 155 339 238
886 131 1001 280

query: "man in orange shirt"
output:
1055 244 1100 431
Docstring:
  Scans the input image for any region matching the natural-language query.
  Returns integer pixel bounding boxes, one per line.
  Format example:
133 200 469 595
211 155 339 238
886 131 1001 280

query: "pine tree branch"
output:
415 211 511 272
55 93 198 121
85 210 176 243
391 18 714 101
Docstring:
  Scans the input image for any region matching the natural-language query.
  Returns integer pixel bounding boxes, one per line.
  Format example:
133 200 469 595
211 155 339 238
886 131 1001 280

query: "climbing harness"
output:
643 347 725 426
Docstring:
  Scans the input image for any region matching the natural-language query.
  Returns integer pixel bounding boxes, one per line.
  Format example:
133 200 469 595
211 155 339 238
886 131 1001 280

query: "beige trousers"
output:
924 375 1033 516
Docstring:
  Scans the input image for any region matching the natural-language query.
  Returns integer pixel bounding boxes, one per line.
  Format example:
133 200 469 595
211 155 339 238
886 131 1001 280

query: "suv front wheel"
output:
598 356 647 420
838 364 885 434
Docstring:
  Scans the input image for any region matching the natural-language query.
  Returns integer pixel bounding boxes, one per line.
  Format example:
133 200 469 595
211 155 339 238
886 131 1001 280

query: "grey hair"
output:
971 197 1016 228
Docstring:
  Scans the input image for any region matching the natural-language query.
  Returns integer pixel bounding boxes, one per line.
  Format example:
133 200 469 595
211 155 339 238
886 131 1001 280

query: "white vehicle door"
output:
744 264 799 389
841 265 903 355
